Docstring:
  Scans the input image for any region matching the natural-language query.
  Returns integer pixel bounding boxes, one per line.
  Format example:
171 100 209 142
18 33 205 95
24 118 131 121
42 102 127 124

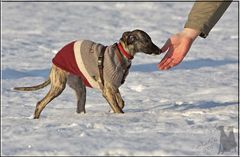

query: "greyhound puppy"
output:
14 29 161 119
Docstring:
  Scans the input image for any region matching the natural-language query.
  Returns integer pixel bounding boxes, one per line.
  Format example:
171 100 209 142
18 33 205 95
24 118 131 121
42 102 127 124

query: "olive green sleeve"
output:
184 0 232 38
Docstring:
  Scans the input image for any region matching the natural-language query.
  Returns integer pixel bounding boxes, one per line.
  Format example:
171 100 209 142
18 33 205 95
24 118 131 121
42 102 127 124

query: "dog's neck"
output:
117 42 134 60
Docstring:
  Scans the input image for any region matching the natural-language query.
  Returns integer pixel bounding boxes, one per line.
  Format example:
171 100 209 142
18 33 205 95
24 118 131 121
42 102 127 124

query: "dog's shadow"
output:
2 68 50 80
160 101 237 111
126 101 237 113
2 58 236 79
131 58 237 72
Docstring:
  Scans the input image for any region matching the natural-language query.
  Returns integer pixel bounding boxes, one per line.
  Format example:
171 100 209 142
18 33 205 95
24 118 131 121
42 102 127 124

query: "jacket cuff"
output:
184 21 209 38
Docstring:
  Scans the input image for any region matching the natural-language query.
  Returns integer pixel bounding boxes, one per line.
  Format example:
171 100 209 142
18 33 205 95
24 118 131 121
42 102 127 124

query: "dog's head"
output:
119 29 161 56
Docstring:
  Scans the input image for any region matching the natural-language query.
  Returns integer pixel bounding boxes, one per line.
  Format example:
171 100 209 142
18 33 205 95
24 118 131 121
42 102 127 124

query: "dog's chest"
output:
74 40 129 89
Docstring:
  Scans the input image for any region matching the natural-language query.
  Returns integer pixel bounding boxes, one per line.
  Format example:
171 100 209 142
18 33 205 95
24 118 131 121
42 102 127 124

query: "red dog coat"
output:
52 41 92 87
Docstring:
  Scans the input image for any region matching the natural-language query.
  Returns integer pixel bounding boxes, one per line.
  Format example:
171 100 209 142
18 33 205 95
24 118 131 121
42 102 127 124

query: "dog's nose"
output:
158 48 163 54
152 45 162 55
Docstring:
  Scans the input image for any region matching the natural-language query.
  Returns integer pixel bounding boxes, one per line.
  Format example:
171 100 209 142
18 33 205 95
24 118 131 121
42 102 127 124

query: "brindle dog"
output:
14 30 161 119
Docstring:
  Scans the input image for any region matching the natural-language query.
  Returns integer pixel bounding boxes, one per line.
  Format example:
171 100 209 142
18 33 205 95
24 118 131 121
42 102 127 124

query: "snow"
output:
1 1 238 156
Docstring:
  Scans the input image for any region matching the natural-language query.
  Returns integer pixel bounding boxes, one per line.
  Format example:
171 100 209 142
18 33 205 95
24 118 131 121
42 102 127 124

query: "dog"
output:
14 29 161 119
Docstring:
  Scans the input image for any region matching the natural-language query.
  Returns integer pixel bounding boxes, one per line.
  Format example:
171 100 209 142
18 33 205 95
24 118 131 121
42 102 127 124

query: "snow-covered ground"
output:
1 1 238 156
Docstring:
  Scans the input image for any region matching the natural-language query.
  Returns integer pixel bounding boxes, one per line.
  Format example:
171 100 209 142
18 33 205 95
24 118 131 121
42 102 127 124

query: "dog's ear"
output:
127 35 136 45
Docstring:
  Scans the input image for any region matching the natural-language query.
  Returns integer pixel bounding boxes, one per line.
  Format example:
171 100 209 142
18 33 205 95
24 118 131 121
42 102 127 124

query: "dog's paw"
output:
79 111 86 115
108 109 114 113
77 110 86 115
27 114 35 119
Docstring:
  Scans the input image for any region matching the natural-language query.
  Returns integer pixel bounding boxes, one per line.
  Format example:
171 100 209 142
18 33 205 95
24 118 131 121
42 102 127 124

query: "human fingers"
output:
160 39 171 52
158 46 173 67
157 56 169 69
159 57 174 70
164 55 186 70
161 59 178 70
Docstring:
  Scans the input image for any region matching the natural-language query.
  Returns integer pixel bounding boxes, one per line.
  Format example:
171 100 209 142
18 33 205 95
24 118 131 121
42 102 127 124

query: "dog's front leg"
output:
115 89 124 109
102 83 124 113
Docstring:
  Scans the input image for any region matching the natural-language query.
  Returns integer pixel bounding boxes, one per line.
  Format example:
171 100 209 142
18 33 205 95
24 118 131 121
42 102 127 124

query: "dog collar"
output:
117 42 134 60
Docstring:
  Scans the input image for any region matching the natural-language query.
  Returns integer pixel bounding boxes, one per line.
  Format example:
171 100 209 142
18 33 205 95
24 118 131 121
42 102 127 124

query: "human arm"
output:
158 0 232 70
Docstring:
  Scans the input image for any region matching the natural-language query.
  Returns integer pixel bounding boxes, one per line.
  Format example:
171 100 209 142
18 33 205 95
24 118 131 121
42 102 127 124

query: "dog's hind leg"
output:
67 74 86 114
34 65 67 119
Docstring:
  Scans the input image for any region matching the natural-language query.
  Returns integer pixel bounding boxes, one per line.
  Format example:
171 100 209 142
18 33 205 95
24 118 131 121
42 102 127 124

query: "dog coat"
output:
52 40 131 89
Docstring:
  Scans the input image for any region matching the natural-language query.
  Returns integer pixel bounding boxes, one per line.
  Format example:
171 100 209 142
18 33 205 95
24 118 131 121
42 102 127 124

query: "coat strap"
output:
98 46 107 88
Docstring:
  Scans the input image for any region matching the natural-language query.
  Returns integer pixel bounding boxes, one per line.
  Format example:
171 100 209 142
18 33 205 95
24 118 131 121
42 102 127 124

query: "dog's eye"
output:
127 35 136 44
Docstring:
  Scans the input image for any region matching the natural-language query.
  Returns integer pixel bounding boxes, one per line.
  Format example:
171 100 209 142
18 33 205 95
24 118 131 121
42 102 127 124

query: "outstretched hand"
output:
158 28 200 70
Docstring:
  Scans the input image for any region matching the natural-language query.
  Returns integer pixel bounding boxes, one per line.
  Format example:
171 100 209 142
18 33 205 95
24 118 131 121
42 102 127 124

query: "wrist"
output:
181 28 200 40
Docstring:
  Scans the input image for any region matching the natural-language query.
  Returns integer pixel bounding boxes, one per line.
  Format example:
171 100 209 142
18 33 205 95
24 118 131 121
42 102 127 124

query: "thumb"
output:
160 39 171 53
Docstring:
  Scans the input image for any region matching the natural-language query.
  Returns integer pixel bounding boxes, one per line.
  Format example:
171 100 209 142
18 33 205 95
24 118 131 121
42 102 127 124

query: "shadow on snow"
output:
1 68 50 79
1 58 237 79
126 101 237 112
131 58 237 72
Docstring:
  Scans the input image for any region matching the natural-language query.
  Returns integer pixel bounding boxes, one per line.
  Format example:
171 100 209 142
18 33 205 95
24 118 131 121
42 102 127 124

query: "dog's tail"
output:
14 79 51 91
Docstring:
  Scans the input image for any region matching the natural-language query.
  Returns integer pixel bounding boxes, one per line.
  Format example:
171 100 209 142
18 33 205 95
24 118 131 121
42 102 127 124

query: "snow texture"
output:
1 1 239 156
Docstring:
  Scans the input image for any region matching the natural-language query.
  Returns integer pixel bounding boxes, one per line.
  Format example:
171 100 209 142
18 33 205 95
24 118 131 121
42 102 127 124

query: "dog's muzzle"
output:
150 46 162 55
